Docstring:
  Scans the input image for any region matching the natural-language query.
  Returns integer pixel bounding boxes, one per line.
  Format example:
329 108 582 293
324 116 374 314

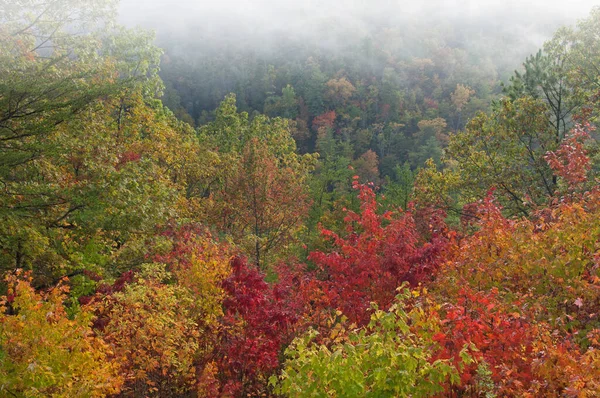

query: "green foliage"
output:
443 97 557 216
199 95 316 267
381 163 414 211
0 0 224 290
264 84 299 119
273 287 459 397
551 6 600 120
474 361 497 398
503 49 573 141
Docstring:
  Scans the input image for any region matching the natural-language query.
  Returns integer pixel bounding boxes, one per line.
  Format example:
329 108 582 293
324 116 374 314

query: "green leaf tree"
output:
273 287 459 397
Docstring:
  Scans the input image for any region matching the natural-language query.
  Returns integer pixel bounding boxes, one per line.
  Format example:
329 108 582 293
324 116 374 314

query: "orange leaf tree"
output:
0 271 122 397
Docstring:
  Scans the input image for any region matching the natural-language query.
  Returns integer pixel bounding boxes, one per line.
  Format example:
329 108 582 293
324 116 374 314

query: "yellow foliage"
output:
0 271 123 397
171 238 231 329
93 264 199 396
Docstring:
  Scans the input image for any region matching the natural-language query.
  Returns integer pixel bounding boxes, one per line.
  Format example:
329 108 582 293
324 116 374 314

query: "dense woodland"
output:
1 0 600 396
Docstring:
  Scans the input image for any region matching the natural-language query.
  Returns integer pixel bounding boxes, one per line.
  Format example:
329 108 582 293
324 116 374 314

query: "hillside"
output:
1 0 600 396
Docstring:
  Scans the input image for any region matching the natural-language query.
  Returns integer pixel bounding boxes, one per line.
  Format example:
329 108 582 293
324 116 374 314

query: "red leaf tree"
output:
215 256 296 396
308 178 450 324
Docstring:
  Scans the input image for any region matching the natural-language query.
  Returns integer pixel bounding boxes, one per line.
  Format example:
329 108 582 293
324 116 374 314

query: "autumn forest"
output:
2 0 600 396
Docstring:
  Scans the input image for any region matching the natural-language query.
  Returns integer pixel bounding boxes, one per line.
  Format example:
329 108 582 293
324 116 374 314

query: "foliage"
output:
214 256 296 396
503 48 574 142
0 271 122 397
273 287 459 397
442 97 557 216
199 95 316 268
545 122 593 192
92 264 199 396
308 178 450 325
4 1 600 397
433 287 537 395
154 224 230 328
0 0 210 289
552 6 600 121
158 14 502 182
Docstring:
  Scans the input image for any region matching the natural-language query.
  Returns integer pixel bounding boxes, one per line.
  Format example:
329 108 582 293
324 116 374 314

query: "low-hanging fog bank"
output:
118 0 598 50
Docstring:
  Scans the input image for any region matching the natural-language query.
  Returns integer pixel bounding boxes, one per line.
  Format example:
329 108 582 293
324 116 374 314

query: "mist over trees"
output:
118 0 598 180
2 0 600 396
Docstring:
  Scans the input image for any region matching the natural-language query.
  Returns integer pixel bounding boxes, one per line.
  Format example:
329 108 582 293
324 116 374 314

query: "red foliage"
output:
308 178 450 324
545 123 592 190
115 151 141 170
79 270 135 308
82 269 102 282
378 103 391 121
434 287 537 394
312 110 336 131
424 97 439 109
459 188 510 230
153 223 228 271
215 256 296 396
95 271 135 297
273 259 332 334
80 270 136 330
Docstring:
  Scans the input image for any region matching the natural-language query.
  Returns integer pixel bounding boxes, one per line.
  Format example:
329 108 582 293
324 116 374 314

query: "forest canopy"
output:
1 0 600 396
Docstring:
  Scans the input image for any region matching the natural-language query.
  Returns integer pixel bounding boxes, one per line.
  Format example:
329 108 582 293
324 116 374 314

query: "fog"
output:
114 0 600 124
116 0 600 77
118 0 599 48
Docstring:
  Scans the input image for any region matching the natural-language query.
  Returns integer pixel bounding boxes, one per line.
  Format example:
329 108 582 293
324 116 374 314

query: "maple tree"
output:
430 137 600 393
433 287 538 395
212 256 296 396
544 122 593 193
312 110 337 132
308 177 450 325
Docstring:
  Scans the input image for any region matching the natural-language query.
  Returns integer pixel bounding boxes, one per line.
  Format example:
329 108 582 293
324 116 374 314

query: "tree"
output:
214 256 296 396
417 117 448 145
0 271 122 397
431 170 600 394
443 97 557 216
433 287 537 395
0 0 199 288
352 149 380 184
503 49 575 144
451 84 474 112
308 179 450 325
199 95 316 268
93 264 200 396
325 77 356 107
552 7 600 122
0 0 162 174
264 84 299 119
381 163 414 211
274 287 459 397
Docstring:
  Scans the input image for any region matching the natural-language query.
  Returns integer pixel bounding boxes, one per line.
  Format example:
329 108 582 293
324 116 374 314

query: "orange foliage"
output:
0 271 123 397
